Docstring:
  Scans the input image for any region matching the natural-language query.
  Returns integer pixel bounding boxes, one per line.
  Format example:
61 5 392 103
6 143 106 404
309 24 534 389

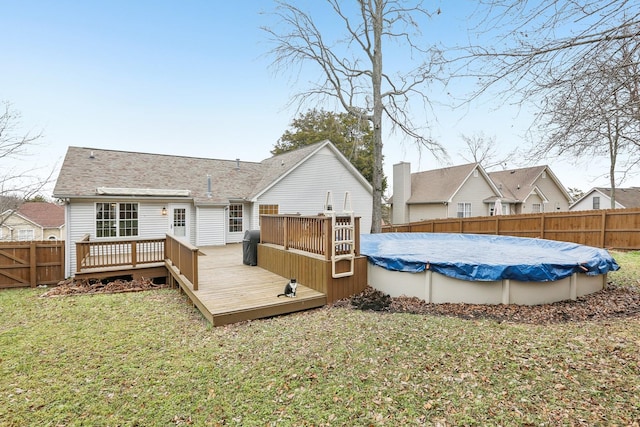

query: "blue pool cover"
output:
360 233 619 282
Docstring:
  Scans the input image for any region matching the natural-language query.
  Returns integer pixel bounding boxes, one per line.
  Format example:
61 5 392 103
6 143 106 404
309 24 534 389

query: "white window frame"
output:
531 203 542 213
228 203 243 233
457 202 472 218
95 202 139 238
592 196 600 210
18 229 35 241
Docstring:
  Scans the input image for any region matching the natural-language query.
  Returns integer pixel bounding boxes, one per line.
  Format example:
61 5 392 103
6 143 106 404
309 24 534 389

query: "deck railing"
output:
260 214 360 260
75 235 165 272
165 234 199 290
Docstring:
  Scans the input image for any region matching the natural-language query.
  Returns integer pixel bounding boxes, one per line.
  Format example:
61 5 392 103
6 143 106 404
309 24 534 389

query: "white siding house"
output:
570 187 640 211
54 141 373 277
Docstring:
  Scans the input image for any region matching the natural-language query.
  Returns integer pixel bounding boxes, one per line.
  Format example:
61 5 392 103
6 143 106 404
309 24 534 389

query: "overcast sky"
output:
2 1 636 198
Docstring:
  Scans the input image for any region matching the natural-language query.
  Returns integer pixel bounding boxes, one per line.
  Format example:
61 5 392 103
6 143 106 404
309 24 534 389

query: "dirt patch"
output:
40 277 165 297
333 284 640 324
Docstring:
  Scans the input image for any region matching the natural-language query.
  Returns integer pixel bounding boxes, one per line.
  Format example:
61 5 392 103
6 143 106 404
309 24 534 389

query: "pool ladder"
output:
324 191 355 278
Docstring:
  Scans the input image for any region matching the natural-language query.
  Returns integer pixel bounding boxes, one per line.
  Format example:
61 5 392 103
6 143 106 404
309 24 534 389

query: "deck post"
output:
131 241 137 267
324 216 331 261
283 216 289 250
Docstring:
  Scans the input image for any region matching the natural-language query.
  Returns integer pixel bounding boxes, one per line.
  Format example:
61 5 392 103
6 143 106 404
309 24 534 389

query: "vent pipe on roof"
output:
89 151 95 159
235 158 240 170
206 174 212 198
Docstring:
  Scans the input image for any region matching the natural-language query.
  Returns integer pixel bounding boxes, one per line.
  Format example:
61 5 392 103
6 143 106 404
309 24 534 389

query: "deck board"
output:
173 244 326 325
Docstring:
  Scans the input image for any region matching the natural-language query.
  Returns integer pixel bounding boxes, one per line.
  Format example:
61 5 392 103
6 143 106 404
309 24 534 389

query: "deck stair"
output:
324 191 355 278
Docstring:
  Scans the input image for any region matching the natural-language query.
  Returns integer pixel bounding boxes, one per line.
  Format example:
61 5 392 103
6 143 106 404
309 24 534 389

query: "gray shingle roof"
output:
53 141 338 205
488 165 548 202
406 163 485 203
594 187 640 208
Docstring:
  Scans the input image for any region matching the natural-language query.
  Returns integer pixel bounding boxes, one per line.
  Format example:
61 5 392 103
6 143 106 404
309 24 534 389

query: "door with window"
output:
168 204 190 241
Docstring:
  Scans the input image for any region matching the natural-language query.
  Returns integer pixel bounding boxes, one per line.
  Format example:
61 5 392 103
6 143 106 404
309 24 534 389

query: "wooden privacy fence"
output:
383 207 640 250
0 240 65 288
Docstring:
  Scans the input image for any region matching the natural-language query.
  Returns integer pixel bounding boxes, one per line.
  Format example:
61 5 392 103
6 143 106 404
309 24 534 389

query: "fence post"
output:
540 213 545 239
600 210 607 248
30 241 37 287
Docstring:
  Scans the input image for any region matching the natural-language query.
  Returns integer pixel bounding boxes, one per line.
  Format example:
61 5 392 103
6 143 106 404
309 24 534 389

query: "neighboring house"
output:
488 165 573 215
0 202 65 241
570 187 640 211
53 140 373 276
390 162 572 224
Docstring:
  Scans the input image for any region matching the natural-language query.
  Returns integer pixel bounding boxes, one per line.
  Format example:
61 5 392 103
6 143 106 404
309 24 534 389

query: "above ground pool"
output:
360 233 619 305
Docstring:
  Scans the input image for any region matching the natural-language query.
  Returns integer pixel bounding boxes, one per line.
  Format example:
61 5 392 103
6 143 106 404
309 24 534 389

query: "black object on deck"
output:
242 230 260 266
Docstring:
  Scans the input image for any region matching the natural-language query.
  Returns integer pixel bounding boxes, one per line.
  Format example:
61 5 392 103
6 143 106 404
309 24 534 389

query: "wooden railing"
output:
260 214 360 260
165 234 199 290
382 207 640 250
75 235 165 272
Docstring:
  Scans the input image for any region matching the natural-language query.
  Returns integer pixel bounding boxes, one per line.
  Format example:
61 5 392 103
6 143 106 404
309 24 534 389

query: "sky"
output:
2 0 637 199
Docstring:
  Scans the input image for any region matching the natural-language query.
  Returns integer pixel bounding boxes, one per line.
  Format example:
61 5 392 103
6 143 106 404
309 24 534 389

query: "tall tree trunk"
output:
370 0 383 233
609 133 618 209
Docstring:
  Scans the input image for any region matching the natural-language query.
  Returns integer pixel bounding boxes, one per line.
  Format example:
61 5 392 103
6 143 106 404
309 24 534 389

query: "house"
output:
390 162 572 224
487 165 573 214
53 140 373 277
570 187 640 211
0 202 65 241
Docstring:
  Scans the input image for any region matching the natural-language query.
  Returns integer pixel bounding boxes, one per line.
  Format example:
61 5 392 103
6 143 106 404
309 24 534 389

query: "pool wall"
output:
367 263 606 305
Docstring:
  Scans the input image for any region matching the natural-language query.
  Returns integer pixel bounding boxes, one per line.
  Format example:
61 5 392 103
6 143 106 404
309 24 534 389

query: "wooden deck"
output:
168 244 327 326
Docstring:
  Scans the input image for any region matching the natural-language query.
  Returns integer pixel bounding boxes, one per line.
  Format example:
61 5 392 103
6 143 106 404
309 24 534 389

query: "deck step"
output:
212 294 327 326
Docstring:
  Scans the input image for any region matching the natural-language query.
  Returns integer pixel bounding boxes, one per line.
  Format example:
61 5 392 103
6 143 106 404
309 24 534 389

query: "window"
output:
593 196 600 210
18 229 34 241
457 202 472 218
531 203 541 213
118 203 138 236
96 202 138 238
259 204 279 215
228 204 243 232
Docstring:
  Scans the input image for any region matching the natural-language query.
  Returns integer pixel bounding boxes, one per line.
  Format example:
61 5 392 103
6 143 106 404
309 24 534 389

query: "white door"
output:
168 204 190 241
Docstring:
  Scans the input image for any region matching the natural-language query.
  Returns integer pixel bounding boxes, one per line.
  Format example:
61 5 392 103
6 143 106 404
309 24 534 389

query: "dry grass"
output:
0 250 638 426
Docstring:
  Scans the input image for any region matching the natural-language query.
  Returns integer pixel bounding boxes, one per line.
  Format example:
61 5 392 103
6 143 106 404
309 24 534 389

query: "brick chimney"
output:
392 162 411 224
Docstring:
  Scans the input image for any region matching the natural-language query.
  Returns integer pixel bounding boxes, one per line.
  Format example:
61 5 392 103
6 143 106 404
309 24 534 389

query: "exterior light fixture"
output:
161 207 167 216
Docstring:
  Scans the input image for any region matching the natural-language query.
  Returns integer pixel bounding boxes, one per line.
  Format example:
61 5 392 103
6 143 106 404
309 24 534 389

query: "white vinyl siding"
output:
196 206 226 246
65 199 183 276
255 146 373 233
530 172 570 212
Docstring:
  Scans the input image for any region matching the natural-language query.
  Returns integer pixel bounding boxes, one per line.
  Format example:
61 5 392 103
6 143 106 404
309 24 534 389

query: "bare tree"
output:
0 101 50 227
463 1 640 102
529 34 640 208
458 132 517 170
264 0 447 233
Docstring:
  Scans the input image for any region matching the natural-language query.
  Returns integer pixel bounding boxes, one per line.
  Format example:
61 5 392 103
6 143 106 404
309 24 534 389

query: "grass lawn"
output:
1 251 639 426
